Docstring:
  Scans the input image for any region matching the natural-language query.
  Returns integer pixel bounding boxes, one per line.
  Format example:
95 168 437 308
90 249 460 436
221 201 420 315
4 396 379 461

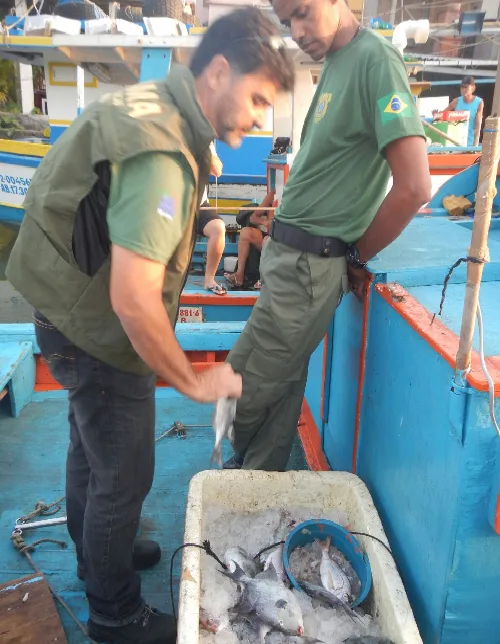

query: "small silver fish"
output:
211 397 237 466
220 562 304 637
343 638 395 644
317 536 352 603
224 546 259 578
261 545 288 585
298 580 363 625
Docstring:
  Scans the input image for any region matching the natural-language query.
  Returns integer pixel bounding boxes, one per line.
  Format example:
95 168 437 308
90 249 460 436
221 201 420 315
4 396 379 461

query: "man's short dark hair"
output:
190 7 294 92
462 75 475 86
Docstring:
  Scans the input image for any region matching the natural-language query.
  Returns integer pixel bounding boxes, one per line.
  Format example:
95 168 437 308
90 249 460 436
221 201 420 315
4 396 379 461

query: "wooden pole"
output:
455 52 500 373
421 118 463 147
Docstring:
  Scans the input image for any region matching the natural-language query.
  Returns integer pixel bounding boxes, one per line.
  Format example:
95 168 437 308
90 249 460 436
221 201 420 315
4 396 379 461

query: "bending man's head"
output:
191 7 294 148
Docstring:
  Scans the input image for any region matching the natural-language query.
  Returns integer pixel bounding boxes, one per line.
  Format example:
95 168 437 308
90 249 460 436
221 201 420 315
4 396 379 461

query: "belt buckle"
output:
321 239 331 257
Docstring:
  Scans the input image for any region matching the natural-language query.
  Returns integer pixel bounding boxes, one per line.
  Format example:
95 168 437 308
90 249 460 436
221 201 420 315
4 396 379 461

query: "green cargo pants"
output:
226 238 347 471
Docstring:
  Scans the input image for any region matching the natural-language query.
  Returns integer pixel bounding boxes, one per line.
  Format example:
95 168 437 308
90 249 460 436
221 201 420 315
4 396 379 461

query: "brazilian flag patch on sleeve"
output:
377 93 413 124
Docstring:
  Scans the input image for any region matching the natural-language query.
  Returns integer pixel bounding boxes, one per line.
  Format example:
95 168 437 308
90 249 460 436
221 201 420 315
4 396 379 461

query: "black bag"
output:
234 204 263 286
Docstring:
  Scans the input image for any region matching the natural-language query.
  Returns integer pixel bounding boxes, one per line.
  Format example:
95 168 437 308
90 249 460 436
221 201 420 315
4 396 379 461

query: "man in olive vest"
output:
6 8 294 644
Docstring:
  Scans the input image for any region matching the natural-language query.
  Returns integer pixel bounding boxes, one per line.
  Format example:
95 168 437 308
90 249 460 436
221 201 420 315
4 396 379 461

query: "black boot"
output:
223 454 244 469
87 605 176 644
77 540 161 580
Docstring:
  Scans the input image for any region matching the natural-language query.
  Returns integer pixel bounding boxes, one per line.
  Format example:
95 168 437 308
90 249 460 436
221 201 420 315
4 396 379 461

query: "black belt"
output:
270 219 347 258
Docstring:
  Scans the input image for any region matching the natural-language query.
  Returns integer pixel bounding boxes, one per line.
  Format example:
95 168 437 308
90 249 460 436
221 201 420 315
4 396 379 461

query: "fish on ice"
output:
211 397 237 466
297 580 364 625
220 562 304 638
224 546 259 578
261 544 288 585
316 536 352 604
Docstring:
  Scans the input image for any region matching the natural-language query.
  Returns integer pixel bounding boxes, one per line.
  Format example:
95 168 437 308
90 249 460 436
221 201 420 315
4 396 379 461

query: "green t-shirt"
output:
107 151 195 264
276 29 425 243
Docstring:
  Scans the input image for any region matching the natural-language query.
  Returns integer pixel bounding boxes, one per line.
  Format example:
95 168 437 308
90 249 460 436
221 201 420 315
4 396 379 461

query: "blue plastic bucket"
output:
282 519 372 608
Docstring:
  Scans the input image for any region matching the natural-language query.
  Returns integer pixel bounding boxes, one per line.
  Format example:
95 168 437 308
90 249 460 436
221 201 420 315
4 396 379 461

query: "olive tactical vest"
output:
7 64 214 375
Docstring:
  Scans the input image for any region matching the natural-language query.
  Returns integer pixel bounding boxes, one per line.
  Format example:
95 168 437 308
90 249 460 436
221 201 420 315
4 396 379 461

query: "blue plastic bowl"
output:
282 519 372 608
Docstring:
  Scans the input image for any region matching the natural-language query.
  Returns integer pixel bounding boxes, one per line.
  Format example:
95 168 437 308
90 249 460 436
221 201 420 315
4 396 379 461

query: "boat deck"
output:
0 387 308 642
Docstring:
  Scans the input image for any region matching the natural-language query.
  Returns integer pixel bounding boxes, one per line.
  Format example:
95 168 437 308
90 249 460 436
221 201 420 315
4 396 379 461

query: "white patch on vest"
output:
157 195 175 221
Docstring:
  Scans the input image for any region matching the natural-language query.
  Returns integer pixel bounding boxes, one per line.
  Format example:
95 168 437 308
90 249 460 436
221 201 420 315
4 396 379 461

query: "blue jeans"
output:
34 312 157 626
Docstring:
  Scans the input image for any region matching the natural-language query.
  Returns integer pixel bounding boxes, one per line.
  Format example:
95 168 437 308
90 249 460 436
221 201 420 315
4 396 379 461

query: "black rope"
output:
169 540 227 624
349 530 416 607
431 256 486 325
349 532 393 557
253 540 285 561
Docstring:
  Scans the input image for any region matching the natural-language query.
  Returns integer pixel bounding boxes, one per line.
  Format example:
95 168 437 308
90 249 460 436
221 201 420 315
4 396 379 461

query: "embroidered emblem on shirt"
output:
384 94 408 114
377 92 413 124
157 195 175 220
314 93 332 123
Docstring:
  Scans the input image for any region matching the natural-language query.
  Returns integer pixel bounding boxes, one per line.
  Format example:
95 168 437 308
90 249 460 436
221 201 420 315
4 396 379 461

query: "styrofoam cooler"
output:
223 256 237 273
179 470 422 644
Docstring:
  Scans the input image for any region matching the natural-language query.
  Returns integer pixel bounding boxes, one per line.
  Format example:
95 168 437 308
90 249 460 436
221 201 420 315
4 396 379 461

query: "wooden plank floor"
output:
0 573 67 643
0 388 307 642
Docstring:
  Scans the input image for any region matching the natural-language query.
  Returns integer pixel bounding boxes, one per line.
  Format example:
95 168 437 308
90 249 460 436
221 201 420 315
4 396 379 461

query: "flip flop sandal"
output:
224 273 243 287
206 283 227 296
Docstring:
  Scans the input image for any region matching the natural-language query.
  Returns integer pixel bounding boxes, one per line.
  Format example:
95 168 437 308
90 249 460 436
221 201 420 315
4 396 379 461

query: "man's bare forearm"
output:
356 187 428 262
116 299 198 397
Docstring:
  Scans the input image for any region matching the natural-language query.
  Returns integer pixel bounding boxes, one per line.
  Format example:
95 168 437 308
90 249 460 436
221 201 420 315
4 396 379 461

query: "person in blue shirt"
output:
445 75 484 147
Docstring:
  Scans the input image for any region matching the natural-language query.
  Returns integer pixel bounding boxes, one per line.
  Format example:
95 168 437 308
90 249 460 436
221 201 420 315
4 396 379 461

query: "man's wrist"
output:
173 367 200 400
346 244 367 269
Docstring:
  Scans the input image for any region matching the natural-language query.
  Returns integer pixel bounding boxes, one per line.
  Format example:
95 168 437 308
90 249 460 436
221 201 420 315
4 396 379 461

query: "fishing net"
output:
53 0 107 21
142 0 184 21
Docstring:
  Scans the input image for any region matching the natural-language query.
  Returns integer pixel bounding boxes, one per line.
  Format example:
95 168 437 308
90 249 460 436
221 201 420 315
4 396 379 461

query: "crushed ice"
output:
200 507 384 644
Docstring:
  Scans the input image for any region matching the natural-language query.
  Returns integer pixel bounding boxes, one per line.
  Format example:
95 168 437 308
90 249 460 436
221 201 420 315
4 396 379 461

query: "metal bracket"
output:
139 47 172 82
155 421 212 443
14 516 68 531
155 421 187 442
448 379 471 444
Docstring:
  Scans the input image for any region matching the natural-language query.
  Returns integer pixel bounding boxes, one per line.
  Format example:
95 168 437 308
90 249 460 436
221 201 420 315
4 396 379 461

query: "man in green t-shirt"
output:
6 8 294 644
223 0 431 472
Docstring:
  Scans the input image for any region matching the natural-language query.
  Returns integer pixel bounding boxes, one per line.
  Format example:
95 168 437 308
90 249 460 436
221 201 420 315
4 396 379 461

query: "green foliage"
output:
0 59 17 108
0 112 22 138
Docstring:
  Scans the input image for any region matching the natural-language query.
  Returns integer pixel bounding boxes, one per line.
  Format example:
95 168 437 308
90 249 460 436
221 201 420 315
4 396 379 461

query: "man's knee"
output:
203 218 225 240
239 227 254 241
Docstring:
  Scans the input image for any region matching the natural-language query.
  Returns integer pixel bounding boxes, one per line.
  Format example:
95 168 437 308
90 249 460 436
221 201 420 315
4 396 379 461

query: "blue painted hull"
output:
322 217 500 643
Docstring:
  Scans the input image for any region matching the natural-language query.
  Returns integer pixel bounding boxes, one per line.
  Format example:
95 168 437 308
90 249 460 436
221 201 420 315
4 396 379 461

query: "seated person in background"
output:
224 191 276 289
197 144 227 295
